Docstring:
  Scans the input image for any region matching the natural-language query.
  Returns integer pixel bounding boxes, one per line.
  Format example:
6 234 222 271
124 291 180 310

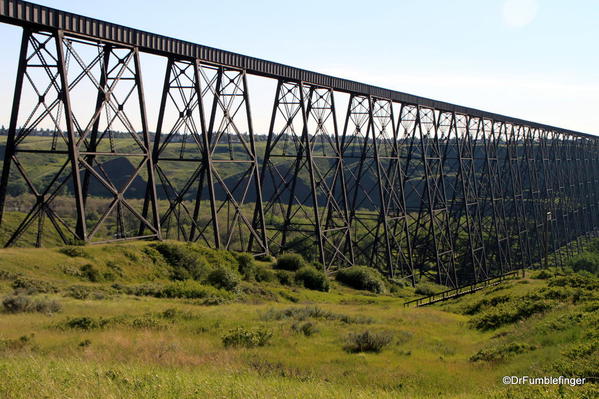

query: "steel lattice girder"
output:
142 57 268 253
342 95 414 281
0 29 161 246
259 81 352 269
0 3 597 287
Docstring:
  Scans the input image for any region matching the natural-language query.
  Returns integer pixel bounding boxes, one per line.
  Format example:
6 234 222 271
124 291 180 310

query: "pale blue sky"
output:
0 0 597 134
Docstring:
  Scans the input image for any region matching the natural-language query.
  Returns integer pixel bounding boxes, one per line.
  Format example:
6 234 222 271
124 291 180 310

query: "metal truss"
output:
478 120 512 275
415 108 457 287
142 58 268 253
0 8 597 287
342 95 413 280
258 81 352 269
0 29 160 246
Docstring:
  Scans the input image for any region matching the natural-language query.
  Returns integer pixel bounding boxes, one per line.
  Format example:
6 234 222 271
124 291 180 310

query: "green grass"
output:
0 242 597 398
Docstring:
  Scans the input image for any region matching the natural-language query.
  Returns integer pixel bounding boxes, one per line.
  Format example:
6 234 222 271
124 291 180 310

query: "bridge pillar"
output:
451 114 488 282
141 57 268 253
0 28 161 246
341 95 413 281
259 81 353 270
415 107 458 287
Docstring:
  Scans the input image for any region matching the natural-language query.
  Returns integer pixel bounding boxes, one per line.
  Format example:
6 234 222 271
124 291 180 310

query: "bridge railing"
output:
403 270 522 308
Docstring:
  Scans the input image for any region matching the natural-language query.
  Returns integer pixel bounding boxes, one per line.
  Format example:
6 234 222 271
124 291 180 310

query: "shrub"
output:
548 274 598 290
533 269 554 279
129 316 164 330
11 277 57 294
255 254 273 262
554 339 599 379
106 261 124 277
206 267 240 291
415 283 439 296
274 253 305 271
469 298 553 330
65 285 111 300
152 242 209 281
335 266 386 293
159 280 235 300
259 306 373 324
59 246 86 258
236 253 256 281
275 270 295 286
0 335 34 351
2 295 61 314
291 321 318 336
2 295 31 313
279 290 300 303
160 308 194 320
222 327 273 348
255 266 276 283
344 330 393 353
567 252 599 275
64 316 109 330
80 264 102 282
461 295 511 315
295 266 329 292
470 342 536 362
33 298 62 314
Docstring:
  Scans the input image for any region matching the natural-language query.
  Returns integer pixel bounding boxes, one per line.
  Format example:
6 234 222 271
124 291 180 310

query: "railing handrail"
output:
403 270 521 307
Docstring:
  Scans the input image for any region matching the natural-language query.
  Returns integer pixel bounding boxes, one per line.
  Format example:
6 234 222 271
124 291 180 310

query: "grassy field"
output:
0 241 596 398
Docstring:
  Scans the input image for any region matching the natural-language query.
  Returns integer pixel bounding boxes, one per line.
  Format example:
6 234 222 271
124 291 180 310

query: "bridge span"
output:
0 0 596 287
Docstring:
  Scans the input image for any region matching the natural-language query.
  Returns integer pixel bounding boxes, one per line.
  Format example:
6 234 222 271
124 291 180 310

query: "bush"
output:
153 242 209 281
415 283 439 296
568 252 599 275
33 298 62 314
470 342 536 362
222 327 273 348
254 266 276 283
461 295 511 315
548 274 598 290
469 297 553 330
65 285 111 300
2 295 61 314
64 316 109 330
206 267 240 291
295 266 329 292
274 253 305 271
344 330 393 353
2 295 31 313
80 264 102 282
291 321 318 336
255 254 273 262
335 266 386 293
159 280 235 300
59 246 86 258
259 306 373 324
0 335 34 351
533 269 554 279
11 277 57 294
275 270 295 286
129 316 164 330
236 253 256 281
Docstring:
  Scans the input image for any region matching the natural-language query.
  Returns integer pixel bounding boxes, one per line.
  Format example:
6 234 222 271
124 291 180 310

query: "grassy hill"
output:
0 241 597 398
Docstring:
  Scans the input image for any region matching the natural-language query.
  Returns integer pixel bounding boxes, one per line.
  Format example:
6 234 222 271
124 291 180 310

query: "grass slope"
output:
0 242 597 399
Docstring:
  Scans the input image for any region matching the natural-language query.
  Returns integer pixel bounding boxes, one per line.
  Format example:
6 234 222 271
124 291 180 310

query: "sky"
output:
0 0 597 135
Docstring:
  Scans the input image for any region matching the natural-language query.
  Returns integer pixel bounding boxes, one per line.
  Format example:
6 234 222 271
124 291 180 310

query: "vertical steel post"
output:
133 47 161 239
0 29 29 226
55 30 87 243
